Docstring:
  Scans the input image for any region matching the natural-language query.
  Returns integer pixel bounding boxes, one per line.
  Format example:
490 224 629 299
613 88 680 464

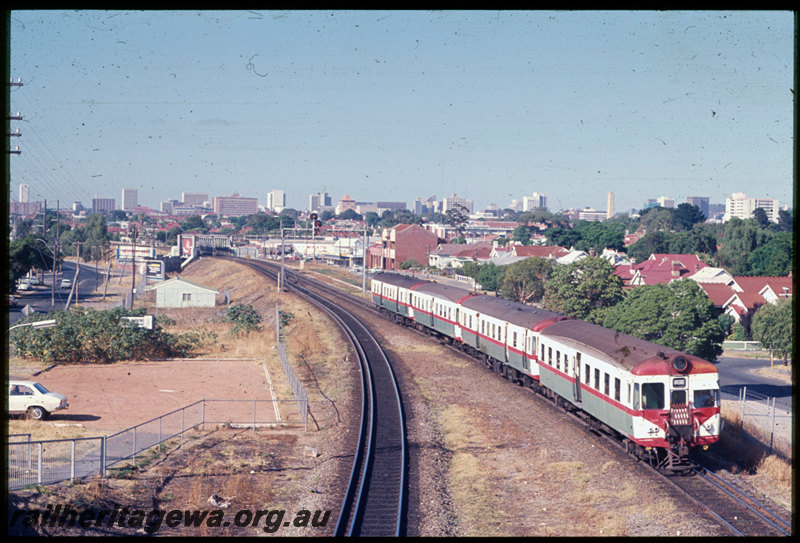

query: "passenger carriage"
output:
408 282 475 340
458 296 567 383
371 273 431 323
538 319 720 468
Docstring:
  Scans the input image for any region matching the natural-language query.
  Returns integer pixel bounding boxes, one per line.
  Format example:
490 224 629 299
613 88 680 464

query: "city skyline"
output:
8 10 794 213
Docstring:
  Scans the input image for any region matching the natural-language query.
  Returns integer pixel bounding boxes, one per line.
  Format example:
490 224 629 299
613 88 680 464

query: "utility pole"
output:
131 225 137 309
8 80 23 155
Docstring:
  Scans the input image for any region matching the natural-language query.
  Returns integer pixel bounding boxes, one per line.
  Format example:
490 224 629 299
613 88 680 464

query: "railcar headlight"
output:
673 356 689 372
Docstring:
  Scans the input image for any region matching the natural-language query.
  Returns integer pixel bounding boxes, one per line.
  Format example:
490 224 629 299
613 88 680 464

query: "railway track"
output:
226 258 790 536
232 258 407 536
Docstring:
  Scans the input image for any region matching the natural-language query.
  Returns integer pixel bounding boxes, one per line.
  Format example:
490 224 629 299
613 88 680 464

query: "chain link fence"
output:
7 398 306 492
275 304 309 423
731 386 792 458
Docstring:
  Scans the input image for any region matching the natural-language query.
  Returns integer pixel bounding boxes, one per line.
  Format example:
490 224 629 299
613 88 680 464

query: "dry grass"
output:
439 404 509 536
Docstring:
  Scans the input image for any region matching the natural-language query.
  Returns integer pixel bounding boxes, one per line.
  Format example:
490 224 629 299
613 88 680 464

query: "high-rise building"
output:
442 193 473 214
92 197 116 214
723 192 780 223
656 196 675 208
19 184 29 203
522 192 547 212
335 195 357 215
267 189 286 212
686 197 710 220
308 191 331 212
182 192 209 207
607 192 615 219
121 188 138 211
212 193 258 217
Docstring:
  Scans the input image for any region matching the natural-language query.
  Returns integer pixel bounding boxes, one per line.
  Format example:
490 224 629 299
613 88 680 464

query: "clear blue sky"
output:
8 10 795 214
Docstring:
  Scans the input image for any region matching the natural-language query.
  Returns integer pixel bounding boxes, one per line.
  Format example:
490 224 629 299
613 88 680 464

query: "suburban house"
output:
694 275 793 324
428 241 494 270
618 253 708 287
144 276 220 308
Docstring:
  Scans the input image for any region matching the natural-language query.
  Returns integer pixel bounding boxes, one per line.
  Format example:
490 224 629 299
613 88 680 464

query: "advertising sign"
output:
145 259 165 280
181 235 195 257
116 245 156 262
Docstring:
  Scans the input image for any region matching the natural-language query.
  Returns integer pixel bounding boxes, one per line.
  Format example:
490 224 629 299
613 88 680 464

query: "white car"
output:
8 380 69 420
28 275 41 285
17 280 32 291
59 278 72 289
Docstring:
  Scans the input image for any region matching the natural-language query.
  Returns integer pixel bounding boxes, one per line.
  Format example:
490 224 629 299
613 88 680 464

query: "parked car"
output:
8 380 69 420
8 295 19 308
59 278 72 289
27 275 41 285
17 280 32 291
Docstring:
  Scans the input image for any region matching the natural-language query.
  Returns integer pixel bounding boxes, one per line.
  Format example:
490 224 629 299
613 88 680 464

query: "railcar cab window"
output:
641 382 665 410
694 389 718 408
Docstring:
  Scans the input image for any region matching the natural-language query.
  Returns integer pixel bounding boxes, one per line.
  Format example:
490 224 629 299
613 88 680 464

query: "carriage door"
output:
668 376 692 444
573 352 582 403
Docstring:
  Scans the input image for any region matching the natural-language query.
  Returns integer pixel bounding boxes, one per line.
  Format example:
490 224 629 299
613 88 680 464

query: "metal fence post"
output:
740 386 746 429
769 396 776 453
253 399 257 432
202 399 205 431
133 426 137 464
37 442 43 485
101 436 106 478
71 440 76 480
181 408 185 441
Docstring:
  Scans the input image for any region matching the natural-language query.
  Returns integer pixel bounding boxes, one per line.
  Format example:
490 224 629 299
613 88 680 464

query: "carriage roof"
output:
460 295 565 330
539 319 717 375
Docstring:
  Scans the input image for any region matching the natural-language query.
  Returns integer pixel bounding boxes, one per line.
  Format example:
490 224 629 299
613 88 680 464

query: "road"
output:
9 261 116 326
716 355 792 412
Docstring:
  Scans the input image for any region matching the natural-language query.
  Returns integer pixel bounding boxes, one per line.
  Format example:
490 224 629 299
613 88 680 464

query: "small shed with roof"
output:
145 276 220 308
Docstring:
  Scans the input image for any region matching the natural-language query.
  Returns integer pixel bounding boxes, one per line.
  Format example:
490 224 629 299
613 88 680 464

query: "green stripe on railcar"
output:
478 338 506 365
579 391 633 436
461 329 479 350
431 317 454 338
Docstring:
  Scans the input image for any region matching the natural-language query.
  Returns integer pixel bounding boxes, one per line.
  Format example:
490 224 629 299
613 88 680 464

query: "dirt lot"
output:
10 359 270 433
6 258 790 536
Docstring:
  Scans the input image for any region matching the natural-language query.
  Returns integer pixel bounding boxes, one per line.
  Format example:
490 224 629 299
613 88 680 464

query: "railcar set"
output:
371 272 721 471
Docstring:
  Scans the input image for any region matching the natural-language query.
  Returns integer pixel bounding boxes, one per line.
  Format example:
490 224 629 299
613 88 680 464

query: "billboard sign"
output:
145 259 165 280
116 245 156 262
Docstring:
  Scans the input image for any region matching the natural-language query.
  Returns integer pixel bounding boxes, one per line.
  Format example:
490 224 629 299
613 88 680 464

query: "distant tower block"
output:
607 192 615 219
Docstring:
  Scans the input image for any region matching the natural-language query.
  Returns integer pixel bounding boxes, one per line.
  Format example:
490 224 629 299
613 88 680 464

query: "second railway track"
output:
233 257 407 536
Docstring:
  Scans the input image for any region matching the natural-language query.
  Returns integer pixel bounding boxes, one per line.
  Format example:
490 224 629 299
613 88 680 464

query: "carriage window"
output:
564 356 569 374
594 368 600 389
694 389 718 408
513 331 517 348
584 364 590 384
556 351 560 370
614 378 621 402
548 347 552 365
633 383 640 410
541 344 545 361
641 383 665 410
627 384 631 404
604 374 610 396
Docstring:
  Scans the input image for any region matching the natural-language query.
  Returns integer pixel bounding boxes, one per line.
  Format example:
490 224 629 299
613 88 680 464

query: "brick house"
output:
380 224 439 271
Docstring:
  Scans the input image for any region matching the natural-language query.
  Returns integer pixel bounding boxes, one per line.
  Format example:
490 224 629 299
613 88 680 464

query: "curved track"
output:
231 258 407 536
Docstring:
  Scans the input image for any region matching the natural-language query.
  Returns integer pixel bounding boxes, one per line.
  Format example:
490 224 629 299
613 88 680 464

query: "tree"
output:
747 232 793 276
602 280 727 361
512 225 531 245
673 203 706 231
542 256 624 324
751 298 793 365
499 257 552 304
637 206 675 232
476 262 503 292
775 209 793 232
225 303 263 336
573 221 625 253
338 208 362 221
752 207 771 229
9 236 47 291
715 217 772 275
626 231 669 263
545 225 581 249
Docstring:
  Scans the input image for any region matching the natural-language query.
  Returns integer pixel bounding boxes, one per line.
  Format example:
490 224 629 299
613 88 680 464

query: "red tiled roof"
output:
512 245 569 259
696 282 736 307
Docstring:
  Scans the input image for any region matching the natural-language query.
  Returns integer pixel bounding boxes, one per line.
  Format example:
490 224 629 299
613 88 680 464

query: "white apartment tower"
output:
121 188 138 211
267 189 286 212
522 192 548 212
19 184 29 203
607 192 615 219
723 192 780 223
